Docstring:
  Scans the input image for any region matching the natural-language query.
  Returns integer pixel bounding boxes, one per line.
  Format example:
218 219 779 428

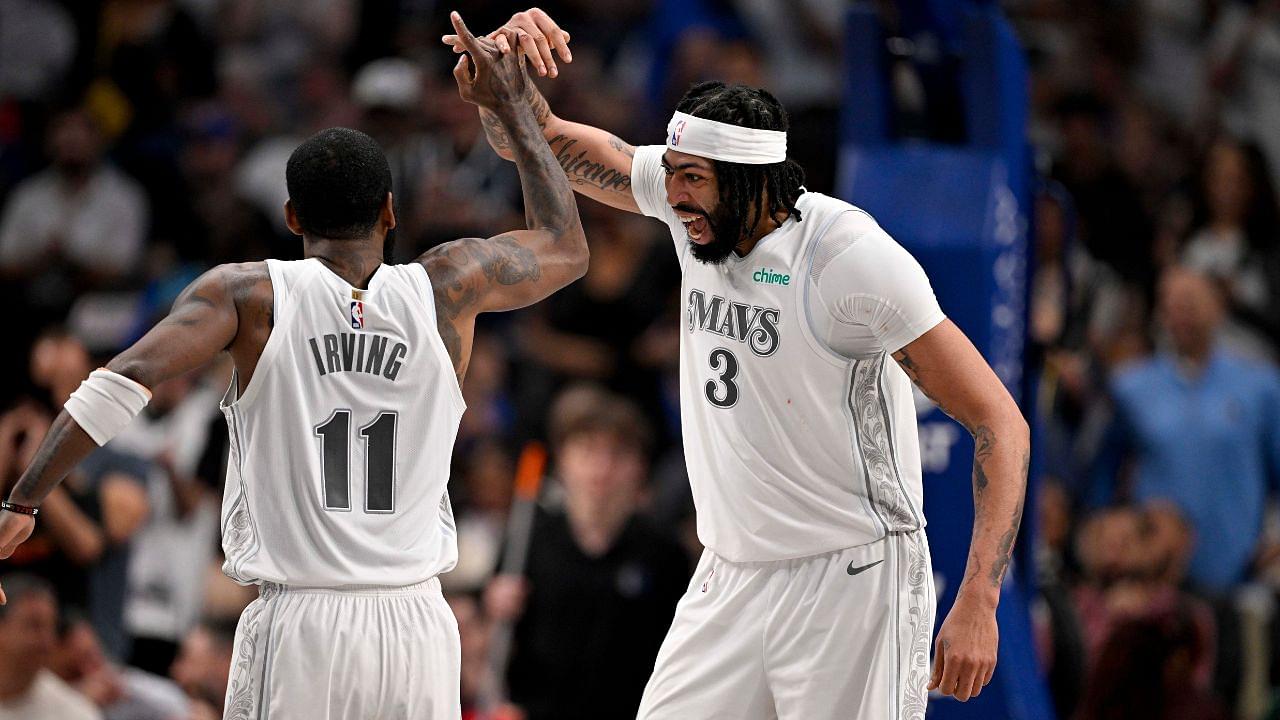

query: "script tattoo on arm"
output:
548 134 631 193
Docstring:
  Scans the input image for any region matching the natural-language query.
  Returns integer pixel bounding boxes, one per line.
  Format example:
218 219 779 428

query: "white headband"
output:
666 111 787 164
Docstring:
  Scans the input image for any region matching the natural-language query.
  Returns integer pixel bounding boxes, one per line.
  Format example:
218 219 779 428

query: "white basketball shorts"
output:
222 577 460 720
637 530 935 720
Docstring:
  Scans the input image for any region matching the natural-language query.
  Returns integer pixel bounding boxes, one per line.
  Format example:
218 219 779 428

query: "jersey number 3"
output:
705 347 740 409
314 410 398 513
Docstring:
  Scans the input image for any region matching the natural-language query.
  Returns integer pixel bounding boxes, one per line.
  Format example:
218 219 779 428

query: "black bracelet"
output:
0 501 38 517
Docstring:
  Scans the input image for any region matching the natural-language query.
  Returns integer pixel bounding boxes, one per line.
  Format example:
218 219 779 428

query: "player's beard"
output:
681 202 743 265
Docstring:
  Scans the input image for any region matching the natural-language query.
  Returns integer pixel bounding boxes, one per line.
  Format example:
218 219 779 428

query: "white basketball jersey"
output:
632 146 946 562
219 258 465 587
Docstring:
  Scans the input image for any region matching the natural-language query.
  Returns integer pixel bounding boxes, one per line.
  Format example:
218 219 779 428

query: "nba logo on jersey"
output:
349 300 364 329
670 120 686 146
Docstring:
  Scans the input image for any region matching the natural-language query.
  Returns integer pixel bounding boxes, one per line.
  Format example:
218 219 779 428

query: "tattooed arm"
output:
0 263 271 598
443 9 641 214
892 319 1029 703
418 13 587 385
477 90 639 214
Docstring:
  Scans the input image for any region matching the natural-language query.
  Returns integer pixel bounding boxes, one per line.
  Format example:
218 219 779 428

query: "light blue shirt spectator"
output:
1107 350 1280 592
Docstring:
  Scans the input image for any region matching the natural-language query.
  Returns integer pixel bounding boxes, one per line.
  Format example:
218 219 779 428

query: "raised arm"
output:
443 8 641 214
0 264 259 601
893 320 1029 702
417 12 587 383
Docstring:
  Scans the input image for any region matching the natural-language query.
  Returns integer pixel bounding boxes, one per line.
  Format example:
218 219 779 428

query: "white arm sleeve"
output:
810 212 945 356
631 145 690 265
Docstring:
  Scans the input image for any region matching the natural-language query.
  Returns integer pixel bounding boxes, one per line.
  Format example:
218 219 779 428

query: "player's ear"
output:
382 192 397 231
284 200 305 237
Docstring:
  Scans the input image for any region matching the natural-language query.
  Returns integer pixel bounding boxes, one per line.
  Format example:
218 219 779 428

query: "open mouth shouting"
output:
674 207 710 243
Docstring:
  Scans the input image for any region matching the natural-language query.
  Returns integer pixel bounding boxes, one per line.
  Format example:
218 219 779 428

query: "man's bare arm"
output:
478 98 639 214
418 12 587 385
445 9 641 214
893 319 1029 701
7 264 251 507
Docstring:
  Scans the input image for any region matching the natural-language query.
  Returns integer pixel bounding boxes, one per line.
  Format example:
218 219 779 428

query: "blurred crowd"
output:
1012 1 1280 719
0 1 1279 719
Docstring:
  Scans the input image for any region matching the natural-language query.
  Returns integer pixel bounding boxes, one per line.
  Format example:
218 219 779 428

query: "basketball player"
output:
446 10 1029 717
0 12 584 718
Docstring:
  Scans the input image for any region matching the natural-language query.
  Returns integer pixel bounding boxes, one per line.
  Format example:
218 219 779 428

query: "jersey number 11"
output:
314 410 398 513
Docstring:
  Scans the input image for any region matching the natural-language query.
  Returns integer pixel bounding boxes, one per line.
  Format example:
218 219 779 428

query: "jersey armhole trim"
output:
412 263 467 413
224 259 305 409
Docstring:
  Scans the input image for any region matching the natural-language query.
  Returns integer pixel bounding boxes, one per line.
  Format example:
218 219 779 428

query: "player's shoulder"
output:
805 197 912 279
186 261 274 316
799 193 885 245
412 237 482 286
212 260 273 295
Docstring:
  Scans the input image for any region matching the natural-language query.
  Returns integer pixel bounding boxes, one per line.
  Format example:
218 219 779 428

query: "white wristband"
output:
64 369 151 446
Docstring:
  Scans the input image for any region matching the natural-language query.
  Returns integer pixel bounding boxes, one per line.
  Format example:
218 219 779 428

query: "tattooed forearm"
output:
479 83 551 157
495 101 584 242
548 134 632 193
479 108 511 154
528 84 552 129
892 340 1029 602
988 492 1025 586
962 436 1029 596
971 425 995 495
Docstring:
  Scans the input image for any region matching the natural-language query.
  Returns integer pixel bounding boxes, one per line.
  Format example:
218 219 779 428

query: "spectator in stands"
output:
0 0 76 104
178 104 279 264
169 619 237 718
410 73 521 253
352 57 433 258
1073 503 1215 685
110 370 223 676
0 574 101 720
484 386 689 720
448 438 515 594
49 613 189 720
1076 603 1228 720
1096 267 1280 594
1050 93 1155 288
518 202 679 441
1207 1 1280 192
0 108 148 311
1182 137 1280 361
3 330 151 661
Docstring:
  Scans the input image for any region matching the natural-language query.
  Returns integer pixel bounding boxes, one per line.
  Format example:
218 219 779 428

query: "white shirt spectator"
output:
0 670 102 720
0 165 148 277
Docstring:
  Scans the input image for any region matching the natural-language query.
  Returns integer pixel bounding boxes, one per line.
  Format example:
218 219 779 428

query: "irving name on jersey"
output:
307 331 410 381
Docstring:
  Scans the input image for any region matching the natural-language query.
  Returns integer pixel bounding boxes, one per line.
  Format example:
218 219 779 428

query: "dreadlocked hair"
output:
675 81 806 243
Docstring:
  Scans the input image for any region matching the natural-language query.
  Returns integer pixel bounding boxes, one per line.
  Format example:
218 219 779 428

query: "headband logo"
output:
670 120 686 146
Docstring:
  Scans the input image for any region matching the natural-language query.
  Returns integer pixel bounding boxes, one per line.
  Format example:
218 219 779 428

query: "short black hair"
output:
674 82 806 243
285 127 393 240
